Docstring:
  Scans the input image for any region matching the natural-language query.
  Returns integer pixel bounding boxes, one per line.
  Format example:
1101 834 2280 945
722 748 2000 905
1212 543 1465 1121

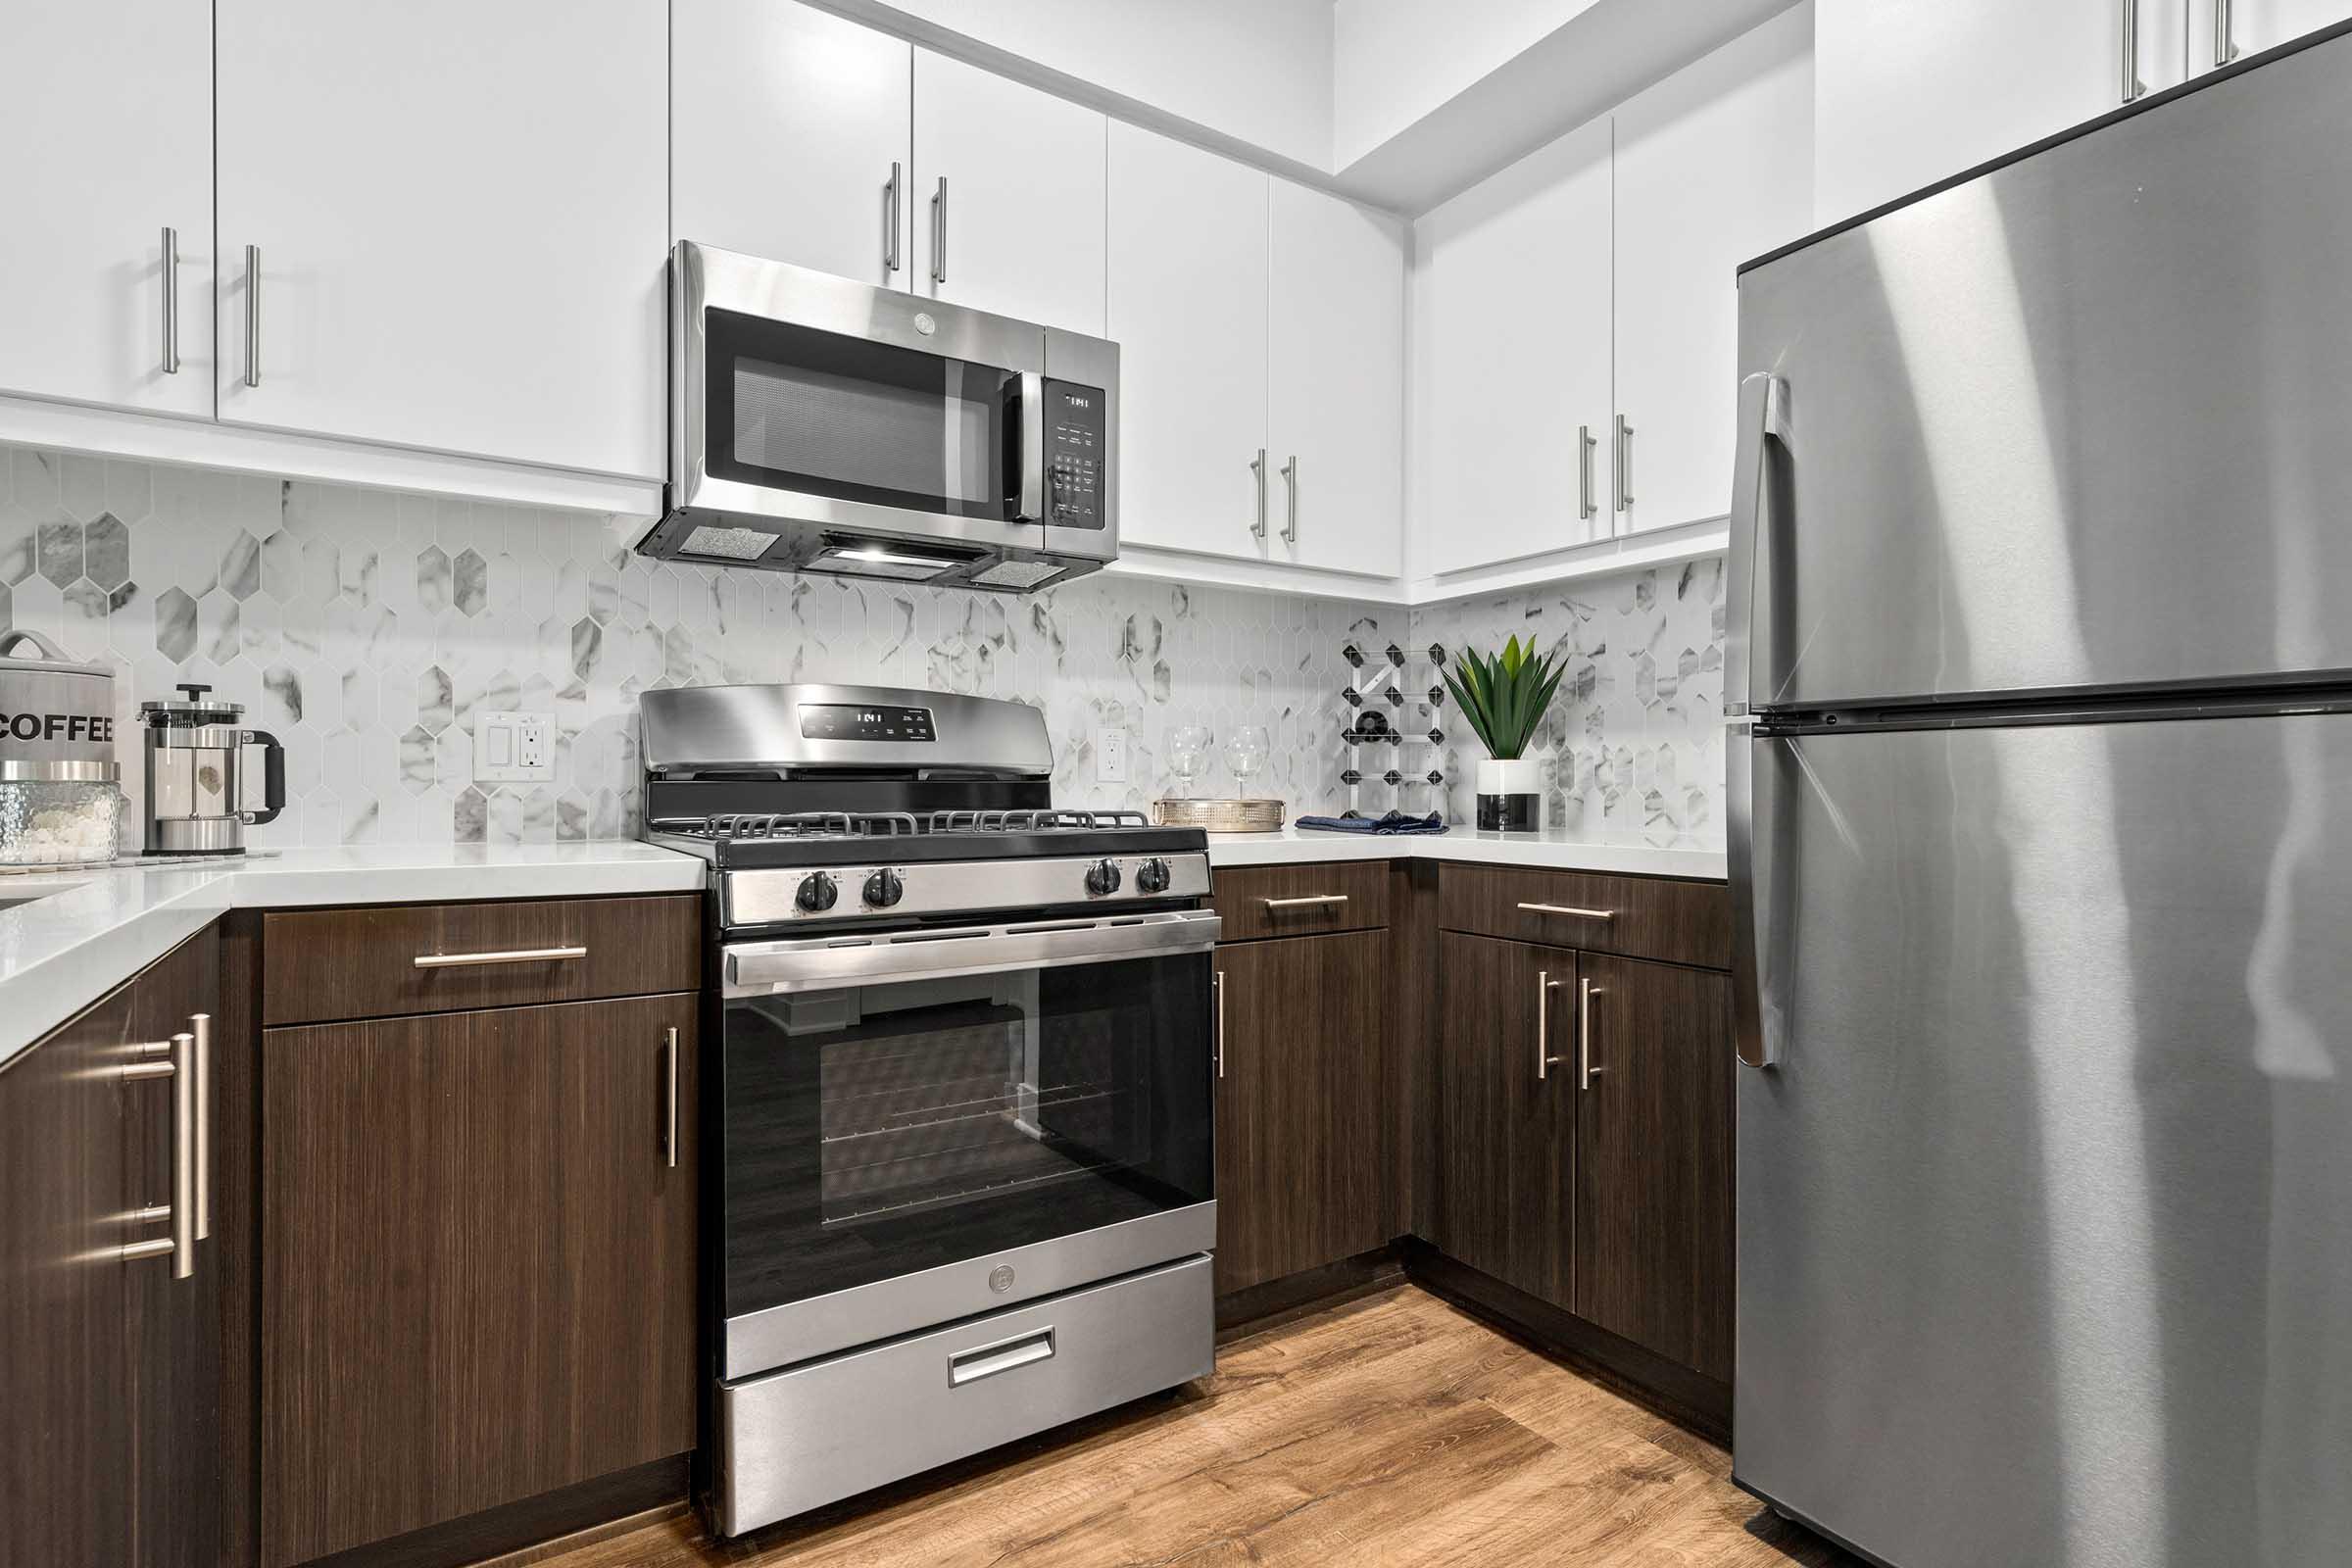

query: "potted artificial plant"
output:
1443 634 1567 831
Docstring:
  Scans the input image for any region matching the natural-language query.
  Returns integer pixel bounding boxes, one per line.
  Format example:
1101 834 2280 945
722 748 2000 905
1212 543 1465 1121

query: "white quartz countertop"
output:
0 843 705 1067
1204 826 1727 881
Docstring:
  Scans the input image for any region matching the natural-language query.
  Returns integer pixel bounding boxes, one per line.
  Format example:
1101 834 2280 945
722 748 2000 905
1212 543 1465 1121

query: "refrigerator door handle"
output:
1729 723 1781 1070
1725 372 1787 717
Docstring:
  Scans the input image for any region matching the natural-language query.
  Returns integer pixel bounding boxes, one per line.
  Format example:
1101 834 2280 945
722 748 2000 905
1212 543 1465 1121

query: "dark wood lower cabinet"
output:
260 993 698 1567
1213 930 1390 1296
0 927 220 1568
1430 931 1576 1308
1573 954 1734 1382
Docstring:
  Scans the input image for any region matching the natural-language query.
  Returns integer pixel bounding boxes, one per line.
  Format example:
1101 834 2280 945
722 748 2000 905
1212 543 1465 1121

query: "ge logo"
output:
988 1265 1015 1294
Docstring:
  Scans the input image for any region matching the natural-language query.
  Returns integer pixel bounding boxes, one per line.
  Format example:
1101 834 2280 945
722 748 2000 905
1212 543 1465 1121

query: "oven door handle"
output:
724 908 1223 997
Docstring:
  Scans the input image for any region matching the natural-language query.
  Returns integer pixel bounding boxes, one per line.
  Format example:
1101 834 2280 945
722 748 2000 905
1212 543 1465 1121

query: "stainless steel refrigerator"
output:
1728 21 2352 1568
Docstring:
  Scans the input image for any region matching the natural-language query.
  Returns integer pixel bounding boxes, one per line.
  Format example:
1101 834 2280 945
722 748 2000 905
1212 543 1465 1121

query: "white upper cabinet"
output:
1814 0 2187 227
672 0 914 288
1611 4 1814 536
216 0 666 479
1268 181 1405 576
0 0 214 419
1106 124 1269 561
912 51 1107 335
1415 116 1614 578
2192 0 2352 65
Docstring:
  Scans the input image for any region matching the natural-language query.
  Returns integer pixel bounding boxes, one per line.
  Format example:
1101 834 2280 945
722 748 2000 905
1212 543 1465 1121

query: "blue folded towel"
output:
1294 809 1447 836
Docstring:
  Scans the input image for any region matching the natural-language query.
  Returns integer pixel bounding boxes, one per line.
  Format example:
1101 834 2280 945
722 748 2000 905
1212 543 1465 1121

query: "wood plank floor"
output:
531 1285 1857 1567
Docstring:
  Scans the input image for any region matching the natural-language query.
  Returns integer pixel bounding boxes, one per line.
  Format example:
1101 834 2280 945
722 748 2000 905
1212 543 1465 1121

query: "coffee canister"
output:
0 628 125 865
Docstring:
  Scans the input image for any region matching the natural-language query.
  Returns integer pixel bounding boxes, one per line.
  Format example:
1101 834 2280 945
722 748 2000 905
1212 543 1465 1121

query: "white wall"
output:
1332 0 1602 167
823 0 1336 169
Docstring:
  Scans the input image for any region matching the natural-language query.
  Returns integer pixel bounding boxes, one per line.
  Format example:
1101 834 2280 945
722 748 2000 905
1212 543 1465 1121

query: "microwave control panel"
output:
1043 379 1106 530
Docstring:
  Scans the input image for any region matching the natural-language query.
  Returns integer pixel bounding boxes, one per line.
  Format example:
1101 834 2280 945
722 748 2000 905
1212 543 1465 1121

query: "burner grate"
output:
652 810 923 842
926 808 1152 833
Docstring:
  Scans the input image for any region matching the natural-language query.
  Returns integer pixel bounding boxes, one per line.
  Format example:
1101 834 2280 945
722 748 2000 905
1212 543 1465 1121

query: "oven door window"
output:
705 307 1019 520
721 953 1212 1318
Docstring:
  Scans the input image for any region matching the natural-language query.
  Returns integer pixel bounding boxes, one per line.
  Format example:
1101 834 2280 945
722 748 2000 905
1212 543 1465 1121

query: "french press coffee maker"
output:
137 683 285 855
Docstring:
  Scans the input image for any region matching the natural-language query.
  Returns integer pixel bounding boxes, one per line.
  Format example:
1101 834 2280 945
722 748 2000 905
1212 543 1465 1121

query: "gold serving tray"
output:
1152 798 1286 833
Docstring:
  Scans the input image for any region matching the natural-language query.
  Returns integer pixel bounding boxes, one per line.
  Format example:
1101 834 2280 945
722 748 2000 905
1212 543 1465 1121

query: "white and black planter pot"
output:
1474 757 1544 832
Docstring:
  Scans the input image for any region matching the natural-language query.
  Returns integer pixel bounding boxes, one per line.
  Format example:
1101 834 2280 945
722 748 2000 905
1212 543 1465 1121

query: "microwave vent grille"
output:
971 560 1065 591
681 524 780 562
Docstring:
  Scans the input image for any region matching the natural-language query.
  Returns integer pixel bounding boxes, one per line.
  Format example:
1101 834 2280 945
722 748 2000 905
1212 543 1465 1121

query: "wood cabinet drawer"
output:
1437 864 1730 970
1209 861 1392 942
261 895 701 1026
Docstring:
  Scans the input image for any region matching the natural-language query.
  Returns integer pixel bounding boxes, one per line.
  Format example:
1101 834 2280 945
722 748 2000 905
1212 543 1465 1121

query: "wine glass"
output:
1224 726 1270 796
1167 725 1213 796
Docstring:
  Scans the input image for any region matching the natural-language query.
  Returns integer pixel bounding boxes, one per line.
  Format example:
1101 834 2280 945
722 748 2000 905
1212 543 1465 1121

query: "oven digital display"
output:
799 703 937 742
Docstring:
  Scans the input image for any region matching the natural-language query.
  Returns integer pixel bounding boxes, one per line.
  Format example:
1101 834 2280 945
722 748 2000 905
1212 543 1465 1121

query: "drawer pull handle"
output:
117 1034 195 1279
1261 895 1348 910
1516 902 1614 920
413 945 588 970
950 1326 1055 1387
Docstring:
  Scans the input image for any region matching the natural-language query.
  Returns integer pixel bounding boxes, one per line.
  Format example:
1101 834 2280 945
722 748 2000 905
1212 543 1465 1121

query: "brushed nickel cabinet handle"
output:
1279 455 1298 545
2121 0 2148 102
1517 902 1615 920
1214 970 1225 1078
884 161 903 273
1261 894 1348 909
930 176 948 283
1615 414 1635 516
1578 423 1596 522
243 244 262 389
413 945 588 969
2214 0 2238 67
663 1025 679 1170
1579 977 1604 1092
1250 449 1267 539
1537 971 1563 1080
160 226 179 374
191 1012 211 1241
119 1034 195 1278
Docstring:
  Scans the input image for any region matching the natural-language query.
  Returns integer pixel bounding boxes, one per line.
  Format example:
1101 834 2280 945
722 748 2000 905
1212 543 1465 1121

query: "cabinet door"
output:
1572 954 1733 1380
2194 0 2352 64
1213 932 1390 1296
1814 0 2187 227
1611 6 1812 536
1269 180 1406 575
215 0 666 478
1107 122 1269 560
261 995 697 1567
0 0 214 417
1414 117 1613 576
912 50 1108 334
672 0 913 288
1432 933 1576 1308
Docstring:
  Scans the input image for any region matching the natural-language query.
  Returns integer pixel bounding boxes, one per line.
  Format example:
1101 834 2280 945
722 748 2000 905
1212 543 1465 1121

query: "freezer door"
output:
1731 25 2352 712
1735 712 2352 1568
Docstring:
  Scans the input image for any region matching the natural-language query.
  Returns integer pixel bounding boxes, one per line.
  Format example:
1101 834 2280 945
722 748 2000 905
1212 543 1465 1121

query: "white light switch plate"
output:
473 710 554 783
1096 726 1128 784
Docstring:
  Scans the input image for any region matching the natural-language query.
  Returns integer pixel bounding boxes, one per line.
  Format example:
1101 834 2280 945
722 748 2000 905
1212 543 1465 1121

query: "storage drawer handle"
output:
1261 895 1348 910
413 945 588 969
117 1034 195 1279
949 1326 1055 1387
1516 902 1614 920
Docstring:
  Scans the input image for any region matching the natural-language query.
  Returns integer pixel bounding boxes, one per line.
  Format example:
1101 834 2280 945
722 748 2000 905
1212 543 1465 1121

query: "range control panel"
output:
1043 379 1106 530
798 703 937 743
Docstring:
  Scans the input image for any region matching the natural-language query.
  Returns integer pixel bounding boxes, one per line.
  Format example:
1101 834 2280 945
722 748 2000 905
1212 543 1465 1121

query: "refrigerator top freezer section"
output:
1730 21 2352 716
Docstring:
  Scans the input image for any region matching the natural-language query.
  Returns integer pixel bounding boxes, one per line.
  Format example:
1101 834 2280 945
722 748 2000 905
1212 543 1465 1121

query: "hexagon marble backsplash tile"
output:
0 442 1725 852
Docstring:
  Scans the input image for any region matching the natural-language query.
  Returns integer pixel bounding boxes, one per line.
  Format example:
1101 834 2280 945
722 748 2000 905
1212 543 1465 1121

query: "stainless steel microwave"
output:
632 242 1118 593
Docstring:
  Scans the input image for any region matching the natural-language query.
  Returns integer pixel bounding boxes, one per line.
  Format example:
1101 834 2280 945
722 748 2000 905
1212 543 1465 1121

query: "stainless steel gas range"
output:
640 683 1218 1535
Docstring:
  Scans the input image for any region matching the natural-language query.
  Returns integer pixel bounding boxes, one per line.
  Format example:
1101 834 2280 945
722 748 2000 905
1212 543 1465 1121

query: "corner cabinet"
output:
0 927 221 1568
214 0 666 479
1430 867 1735 1395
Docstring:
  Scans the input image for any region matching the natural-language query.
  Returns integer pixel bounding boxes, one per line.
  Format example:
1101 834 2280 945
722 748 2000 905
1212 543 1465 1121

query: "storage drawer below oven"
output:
715 1254 1214 1535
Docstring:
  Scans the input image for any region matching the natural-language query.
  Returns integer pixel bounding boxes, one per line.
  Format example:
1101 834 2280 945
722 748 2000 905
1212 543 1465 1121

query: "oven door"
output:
716 909 1219 1380
673 242 1054 563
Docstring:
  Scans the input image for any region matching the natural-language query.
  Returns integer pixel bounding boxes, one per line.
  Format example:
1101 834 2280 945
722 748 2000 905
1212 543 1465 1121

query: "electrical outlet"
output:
473 710 555 783
1096 726 1128 785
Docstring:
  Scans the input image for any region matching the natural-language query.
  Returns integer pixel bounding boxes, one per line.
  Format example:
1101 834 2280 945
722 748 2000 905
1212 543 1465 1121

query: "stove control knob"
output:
795 871 840 912
862 867 905 908
1135 857 1172 895
1085 858 1123 897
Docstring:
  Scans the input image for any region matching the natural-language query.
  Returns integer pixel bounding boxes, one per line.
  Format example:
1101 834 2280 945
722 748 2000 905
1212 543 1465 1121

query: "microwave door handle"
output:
1018 369 1048 520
